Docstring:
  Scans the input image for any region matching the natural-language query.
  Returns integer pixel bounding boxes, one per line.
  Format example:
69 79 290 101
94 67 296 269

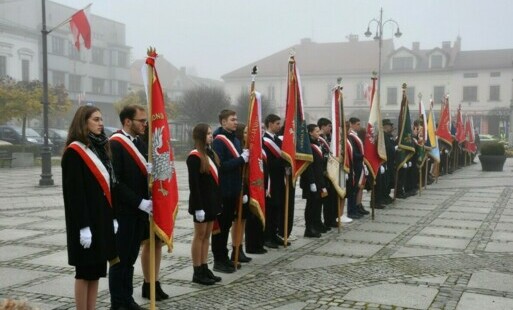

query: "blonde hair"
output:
0 299 35 310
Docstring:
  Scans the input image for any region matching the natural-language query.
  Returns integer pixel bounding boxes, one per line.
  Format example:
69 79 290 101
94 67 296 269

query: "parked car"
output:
0 140 12 146
35 128 68 155
0 125 51 146
478 134 496 142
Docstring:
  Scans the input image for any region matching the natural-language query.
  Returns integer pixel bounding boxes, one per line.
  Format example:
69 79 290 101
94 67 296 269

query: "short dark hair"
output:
317 117 332 128
307 123 318 133
413 119 421 127
349 117 360 124
264 114 281 128
218 109 236 124
119 104 145 125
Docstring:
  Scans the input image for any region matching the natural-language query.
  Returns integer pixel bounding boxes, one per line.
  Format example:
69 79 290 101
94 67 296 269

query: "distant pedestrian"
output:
62 105 117 310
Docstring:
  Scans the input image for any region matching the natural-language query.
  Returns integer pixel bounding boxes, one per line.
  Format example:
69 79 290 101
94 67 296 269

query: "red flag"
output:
436 97 453 148
455 104 466 143
281 56 313 183
70 8 91 50
464 115 477 153
363 77 386 179
247 91 266 224
143 49 178 251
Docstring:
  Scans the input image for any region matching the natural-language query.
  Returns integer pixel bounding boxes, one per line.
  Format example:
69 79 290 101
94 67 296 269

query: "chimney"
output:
412 42 420 51
300 38 312 45
454 36 461 52
442 41 451 49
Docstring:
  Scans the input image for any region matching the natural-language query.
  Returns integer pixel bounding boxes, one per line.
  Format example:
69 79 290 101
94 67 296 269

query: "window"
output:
387 87 397 105
92 78 105 94
117 51 127 67
52 71 65 87
490 72 501 77
21 59 29 82
118 81 128 96
0 56 6 77
52 36 65 56
267 85 275 101
489 85 500 101
356 83 365 100
69 43 80 60
430 55 443 68
69 74 81 92
433 86 445 104
463 72 478 78
92 48 105 65
407 87 415 104
392 56 413 70
463 86 477 101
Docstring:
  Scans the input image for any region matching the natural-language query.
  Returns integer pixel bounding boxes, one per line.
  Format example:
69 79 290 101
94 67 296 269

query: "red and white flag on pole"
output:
455 104 466 143
363 77 386 179
70 4 92 50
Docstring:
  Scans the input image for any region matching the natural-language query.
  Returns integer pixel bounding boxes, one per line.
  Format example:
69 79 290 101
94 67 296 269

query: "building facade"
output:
222 36 513 137
0 0 131 126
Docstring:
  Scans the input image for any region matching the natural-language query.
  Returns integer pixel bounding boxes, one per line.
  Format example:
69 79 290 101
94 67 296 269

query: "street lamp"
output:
364 8 402 107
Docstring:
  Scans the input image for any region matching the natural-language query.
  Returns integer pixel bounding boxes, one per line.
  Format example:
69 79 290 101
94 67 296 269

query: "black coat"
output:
262 132 285 205
62 147 117 266
186 149 222 220
300 139 326 198
110 135 149 217
212 127 244 198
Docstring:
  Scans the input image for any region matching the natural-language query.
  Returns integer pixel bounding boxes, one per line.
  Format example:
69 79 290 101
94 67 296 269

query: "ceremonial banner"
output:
426 99 440 162
281 56 313 183
436 97 453 150
142 49 178 251
464 115 477 153
455 104 466 143
416 99 427 166
326 83 347 198
396 85 415 170
247 91 266 224
363 77 386 179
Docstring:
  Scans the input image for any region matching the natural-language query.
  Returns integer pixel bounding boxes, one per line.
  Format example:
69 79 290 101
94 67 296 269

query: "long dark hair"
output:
192 123 219 173
66 105 101 147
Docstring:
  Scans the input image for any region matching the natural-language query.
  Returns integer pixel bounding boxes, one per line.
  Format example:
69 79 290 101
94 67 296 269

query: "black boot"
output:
155 281 169 300
192 266 215 285
202 264 221 282
231 246 252 263
357 204 370 215
142 281 165 301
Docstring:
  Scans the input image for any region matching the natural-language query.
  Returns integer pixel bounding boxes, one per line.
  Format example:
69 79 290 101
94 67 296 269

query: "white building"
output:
222 36 513 136
0 0 131 126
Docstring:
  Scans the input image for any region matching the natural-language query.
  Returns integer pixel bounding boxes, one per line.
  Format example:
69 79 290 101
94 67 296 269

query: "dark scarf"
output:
88 132 116 184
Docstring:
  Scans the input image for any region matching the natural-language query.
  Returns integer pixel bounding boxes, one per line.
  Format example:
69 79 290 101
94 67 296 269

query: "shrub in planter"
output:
479 141 506 171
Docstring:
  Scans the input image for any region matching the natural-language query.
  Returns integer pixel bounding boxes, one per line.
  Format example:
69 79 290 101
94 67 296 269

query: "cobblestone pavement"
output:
1 159 513 310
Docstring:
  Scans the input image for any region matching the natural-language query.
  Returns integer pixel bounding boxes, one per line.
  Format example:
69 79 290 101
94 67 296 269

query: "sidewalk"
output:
1 159 513 309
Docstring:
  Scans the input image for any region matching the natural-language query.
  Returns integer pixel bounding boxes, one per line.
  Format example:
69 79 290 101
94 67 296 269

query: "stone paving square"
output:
439 211 488 221
17 275 109 298
406 235 471 249
289 254 361 269
419 226 477 238
456 292 513 310
484 241 513 253
379 209 430 217
0 267 55 289
315 241 384 257
25 250 69 267
372 214 421 224
446 205 491 214
336 231 398 244
491 231 513 241
0 228 44 241
27 219 66 230
430 218 482 228
27 232 66 246
355 222 410 233
390 246 457 258
0 217 42 227
499 214 513 223
467 271 513 293
343 283 438 309
0 245 47 261
26 209 64 218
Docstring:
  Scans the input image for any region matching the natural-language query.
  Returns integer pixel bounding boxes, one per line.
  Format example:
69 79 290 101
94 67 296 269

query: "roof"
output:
453 49 513 70
222 38 395 80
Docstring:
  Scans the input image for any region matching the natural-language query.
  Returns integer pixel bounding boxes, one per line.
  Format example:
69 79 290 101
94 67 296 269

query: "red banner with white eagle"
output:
143 49 178 251
363 77 386 179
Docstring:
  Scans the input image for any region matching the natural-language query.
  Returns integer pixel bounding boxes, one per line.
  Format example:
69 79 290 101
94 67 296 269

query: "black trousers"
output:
109 213 144 307
322 182 337 225
245 212 264 251
304 192 322 229
278 184 295 237
264 197 280 241
211 197 236 261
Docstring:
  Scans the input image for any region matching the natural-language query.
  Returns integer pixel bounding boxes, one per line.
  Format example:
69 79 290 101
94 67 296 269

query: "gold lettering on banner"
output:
152 113 164 121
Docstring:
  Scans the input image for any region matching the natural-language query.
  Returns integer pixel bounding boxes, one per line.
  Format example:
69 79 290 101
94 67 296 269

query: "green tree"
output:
177 86 231 124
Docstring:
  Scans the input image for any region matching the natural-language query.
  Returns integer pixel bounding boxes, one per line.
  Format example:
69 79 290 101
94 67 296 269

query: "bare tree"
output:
177 86 231 124
234 90 276 124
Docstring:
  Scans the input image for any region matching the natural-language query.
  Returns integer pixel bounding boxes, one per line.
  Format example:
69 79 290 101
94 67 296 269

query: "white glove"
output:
113 219 118 234
408 162 412 168
321 188 327 193
345 174 349 181
364 166 369 176
285 166 292 176
403 163 408 169
242 195 248 204
310 183 317 192
241 149 249 163
444 149 449 154
145 163 153 175
395 145 399 150
138 199 153 215
195 209 205 222
79 227 92 249
380 166 385 174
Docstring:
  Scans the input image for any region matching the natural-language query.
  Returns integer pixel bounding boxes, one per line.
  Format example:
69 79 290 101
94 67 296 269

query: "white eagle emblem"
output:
152 126 173 196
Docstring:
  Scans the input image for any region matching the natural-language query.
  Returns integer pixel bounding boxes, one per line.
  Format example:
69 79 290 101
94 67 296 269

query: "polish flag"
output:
70 6 92 50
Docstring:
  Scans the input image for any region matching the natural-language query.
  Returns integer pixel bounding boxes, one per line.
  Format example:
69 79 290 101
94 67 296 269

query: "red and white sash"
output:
318 136 331 153
214 134 240 158
348 130 364 155
110 133 148 176
189 149 219 185
68 141 112 207
311 143 323 158
263 136 281 158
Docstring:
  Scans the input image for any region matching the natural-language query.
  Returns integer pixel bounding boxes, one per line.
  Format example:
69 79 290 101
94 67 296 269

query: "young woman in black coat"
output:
187 123 223 285
62 105 117 309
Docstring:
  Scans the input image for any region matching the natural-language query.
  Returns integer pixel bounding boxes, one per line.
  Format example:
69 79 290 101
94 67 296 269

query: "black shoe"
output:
142 281 164 301
374 204 386 209
315 224 327 233
155 281 169 300
274 235 291 246
127 301 143 310
304 228 321 238
213 260 236 273
406 190 418 197
396 192 407 199
383 196 394 204
264 240 278 249
110 306 128 310
231 246 252 263
357 204 370 215
192 266 215 285
348 212 362 219
202 264 222 282
246 247 268 254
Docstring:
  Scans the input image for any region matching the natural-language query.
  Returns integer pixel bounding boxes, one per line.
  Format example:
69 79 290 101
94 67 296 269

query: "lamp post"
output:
364 8 402 107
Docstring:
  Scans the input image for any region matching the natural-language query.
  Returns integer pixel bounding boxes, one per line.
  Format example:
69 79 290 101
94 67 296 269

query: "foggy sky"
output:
52 0 513 80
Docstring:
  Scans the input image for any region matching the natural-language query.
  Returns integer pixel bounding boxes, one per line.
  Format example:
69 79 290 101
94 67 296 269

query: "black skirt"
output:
75 262 107 280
